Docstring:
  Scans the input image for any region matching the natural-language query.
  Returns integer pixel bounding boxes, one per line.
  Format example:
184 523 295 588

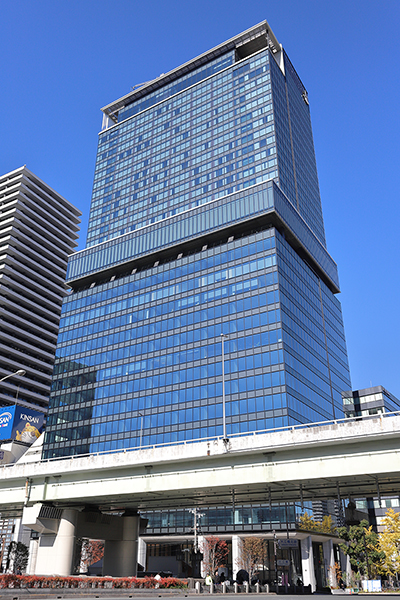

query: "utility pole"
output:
273 529 278 592
221 333 228 442
188 508 205 578
189 508 205 552
362 528 371 580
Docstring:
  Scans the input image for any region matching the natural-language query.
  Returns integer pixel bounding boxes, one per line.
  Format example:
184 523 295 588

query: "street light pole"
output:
221 333 228 442
0 370 26 406
139 412 143 448
188 508 205 579
0 369 26 383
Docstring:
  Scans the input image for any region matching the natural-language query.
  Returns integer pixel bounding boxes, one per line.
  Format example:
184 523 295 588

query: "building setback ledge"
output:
67 181 339 293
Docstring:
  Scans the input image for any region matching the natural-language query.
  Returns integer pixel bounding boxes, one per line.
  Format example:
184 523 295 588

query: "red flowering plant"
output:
0 574 188 589
159 577 188 588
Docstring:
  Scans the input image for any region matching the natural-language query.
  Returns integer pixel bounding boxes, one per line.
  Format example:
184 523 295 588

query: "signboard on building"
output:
277 559 290 567
0 406 44 445
279 539 298 548
0 407 16 440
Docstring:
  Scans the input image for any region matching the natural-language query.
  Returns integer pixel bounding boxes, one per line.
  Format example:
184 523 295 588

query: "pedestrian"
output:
154 572 161 588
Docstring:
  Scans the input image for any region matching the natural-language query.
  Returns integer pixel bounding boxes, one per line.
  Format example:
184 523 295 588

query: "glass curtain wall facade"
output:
142 501 303 535
43 21 351 458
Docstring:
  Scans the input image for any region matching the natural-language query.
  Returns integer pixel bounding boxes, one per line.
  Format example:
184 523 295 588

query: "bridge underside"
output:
33 470 400 514
3 472 394 519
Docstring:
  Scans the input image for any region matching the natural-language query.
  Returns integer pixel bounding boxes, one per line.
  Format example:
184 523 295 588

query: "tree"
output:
329 561 343 588
299 512 337 535
14 542 29 574
5 542 29 573
201 536 228 579
238 537 267 582
321 516 337 535
338 520 384 578
80 539 104 571
299 512 316 531
377 508 400 579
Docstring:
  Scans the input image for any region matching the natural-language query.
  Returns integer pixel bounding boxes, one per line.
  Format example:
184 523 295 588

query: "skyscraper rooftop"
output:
101 21 282 124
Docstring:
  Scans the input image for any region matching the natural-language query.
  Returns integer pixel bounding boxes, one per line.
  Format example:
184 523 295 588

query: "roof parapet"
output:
101 20 282 123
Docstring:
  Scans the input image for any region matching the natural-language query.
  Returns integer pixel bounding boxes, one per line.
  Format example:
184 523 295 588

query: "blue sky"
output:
1 0 399 398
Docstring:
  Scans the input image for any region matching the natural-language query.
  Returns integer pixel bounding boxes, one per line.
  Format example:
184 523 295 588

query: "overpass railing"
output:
2 409 399 469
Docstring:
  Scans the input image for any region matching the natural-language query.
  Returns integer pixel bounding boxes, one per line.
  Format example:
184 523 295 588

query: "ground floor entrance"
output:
140 532 345 592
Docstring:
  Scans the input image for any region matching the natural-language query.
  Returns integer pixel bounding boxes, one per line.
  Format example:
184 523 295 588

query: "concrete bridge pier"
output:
35 508 78 576
300 536 316 592
323 539 335 587
23 503 144 577
103 513 140 577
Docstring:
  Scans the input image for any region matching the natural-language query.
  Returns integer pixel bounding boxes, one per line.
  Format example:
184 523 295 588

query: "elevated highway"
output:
0 412 400 516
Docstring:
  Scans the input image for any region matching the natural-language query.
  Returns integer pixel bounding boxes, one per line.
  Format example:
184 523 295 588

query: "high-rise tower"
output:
0 167 81 412
43 21 351 458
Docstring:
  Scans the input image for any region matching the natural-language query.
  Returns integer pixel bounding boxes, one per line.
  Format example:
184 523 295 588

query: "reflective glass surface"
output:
87 49 276 248
43 37 351 459
45 228 350 458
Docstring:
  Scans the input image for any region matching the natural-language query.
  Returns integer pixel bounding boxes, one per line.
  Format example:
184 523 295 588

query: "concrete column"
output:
323 539 335 587
34 509 78 576
138 537 146 571
340 549 351 584
12 517 22 543
198 535 206 577
103 514 139 577
232 535 241 581
26 538 38 574
300 536 316 592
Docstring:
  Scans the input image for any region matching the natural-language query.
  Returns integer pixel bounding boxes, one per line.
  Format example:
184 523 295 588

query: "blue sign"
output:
12 406 44 445
279 539 298 549
0 406 44 445
0 406 16 440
